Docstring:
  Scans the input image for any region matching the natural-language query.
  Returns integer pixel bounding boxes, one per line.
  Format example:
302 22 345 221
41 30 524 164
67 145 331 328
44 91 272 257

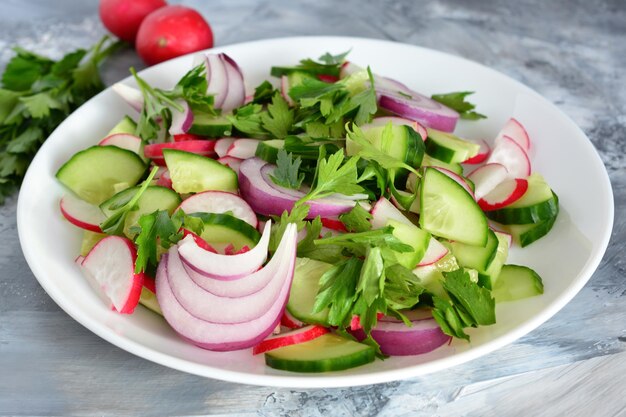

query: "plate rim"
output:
17 35 615 388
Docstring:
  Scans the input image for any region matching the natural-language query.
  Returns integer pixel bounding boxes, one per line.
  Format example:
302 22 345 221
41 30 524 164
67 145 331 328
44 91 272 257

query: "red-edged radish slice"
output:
156 224 297 351
351 312 450 356
489 223 513 248
143 275 156 293
378 89 459 133
281 310 304 329
111 83 143 112
217 156 243 174
177 220 271 280
81 236 145 313
144 140 216 165
155 169 173 189
468 163 510 201
349 313 385 331
320 217 347 232
367 116 428 140
432 167 475 198
317 74 338 83
495 117 530 152
339 61 361 78
173 133 205 142
463 139 490 164
253 325 329 355
181 228 218 253
60 194 106 233
370 197 414 229
75 255 115 310
478 178 529 211
487 135 531 178
224 244 250 255
416 237 449 266
98 134 143 157
204 54 228 108
176 191 257 227
226 138 261 159
168 99 193 135
215 137 236 158
220 53 245 112
280 75 295 106
244 94 254 104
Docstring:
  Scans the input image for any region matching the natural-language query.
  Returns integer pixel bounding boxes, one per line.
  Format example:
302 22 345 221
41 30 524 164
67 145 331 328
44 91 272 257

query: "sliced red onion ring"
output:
378 89 459 133
168 99 193 135
111 83 143 113
219 53 245 112
205 54 228 109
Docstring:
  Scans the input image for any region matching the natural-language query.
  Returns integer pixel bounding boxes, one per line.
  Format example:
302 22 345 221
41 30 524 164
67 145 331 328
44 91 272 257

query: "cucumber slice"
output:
502 212 558 247
412 252 460 298
421 154 463 175
139 287 162 315
255 139 285 163
424 128 480 163
188 113 232 137
387 219 431 269
265 333 375 373
486 174 558 225
492 264 544 302
100 185 181 238
163 149 238 194
80 230 107 257
477 231 509 289
419 167 488 246
347 124 424 169
449 228 499 274
106 115 137 136
190 212 261 250
56 146 147 204
287 258 333 325
287 70 316 88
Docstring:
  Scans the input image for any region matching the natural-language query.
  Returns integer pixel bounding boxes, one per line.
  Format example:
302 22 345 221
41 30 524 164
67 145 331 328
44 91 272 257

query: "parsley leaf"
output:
339 203 372 232
252 80 276 104
228 103 267 138
270 50 350 78
313 257 362 326
269 149 304 190
261 93 294 138
134 210 185 274
314 226 413 254
431 91 486 120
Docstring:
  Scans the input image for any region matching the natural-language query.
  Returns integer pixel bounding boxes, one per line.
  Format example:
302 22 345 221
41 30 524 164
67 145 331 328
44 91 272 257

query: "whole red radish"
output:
136 5 214 66
99 0 167 43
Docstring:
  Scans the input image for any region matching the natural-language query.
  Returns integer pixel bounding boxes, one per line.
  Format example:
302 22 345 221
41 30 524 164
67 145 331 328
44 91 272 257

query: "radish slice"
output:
468 163 510 201
253 325 329 355
181 229 217 253
60 194 106 233
496 117 530 152
156 224 297 351
226 138 261 159
280 75 295 106
320 217 347 232
351 313 450 356
143 275 156 294
204 54 228 109
486 135 531 178
370 197 414 229
176 191 257 227
281 310 304 329
432 167 475 198
239 158 356 219
367 116 428 140
168 99 193 136
75 255 115 310
98 134 143 157
489 223 513 248
155 169 173 189
220 53 245 112
463 139 490 164
80 236 145 313
416 238 449 266
339 61 362 78
178 220 271 280
144 140 216 166
478 178 529 211
215 138 236 158
217 156 243 174
378 89 459 133
173 133 204 142
111 83 143 112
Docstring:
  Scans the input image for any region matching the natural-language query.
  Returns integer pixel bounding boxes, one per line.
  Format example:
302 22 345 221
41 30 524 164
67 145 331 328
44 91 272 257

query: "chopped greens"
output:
269 149 305 190
431 91 486 120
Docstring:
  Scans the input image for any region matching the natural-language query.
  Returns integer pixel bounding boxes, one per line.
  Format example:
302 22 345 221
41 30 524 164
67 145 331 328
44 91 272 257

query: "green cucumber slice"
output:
486 174 558 225
419 167 488 246
106 115 137 136
56 146 147 204
265 333 375 373
347 124 424 168
163 149 238 194
492 264 544 302
80 230 107 257
188 113 232 137
412 252 460 298
449 228 499 274
502 212 558 247
424 128 479 164
421 154 463 175
287 258 333 325
139 287 162 315
477 231 510 289
100 185 181 238
190 212 261 250
387 219 431 268
255 139 285 163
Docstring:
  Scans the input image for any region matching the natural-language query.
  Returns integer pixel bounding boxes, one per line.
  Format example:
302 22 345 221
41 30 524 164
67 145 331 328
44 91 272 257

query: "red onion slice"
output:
111 83 143 113
205 54 228 109
168 99 193 135
219 53 245 112
378 89 460 133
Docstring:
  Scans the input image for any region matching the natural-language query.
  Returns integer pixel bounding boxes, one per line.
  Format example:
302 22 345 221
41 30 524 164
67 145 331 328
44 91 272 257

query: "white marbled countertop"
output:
1 0 625 415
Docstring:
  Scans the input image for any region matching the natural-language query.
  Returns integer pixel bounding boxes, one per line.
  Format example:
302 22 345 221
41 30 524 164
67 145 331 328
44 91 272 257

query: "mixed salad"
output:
56 50 558 373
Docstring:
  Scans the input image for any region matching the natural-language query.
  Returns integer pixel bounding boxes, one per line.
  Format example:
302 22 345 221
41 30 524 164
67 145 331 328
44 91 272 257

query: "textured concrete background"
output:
0 0 624 415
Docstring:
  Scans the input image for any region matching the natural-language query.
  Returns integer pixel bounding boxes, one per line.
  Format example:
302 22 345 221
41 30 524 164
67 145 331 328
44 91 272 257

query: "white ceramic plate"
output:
17 37 613 388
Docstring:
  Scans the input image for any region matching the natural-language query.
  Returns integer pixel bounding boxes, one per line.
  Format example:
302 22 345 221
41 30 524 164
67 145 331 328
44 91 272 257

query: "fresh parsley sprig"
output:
270 50 350 78
270 149 305 190
431 91 486 120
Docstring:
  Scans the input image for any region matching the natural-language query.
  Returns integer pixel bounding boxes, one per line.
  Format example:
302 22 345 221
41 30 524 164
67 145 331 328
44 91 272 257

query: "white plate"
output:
17 36 613 388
